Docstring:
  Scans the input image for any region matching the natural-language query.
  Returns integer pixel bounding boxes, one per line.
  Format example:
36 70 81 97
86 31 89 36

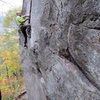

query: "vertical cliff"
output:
19 0 100 100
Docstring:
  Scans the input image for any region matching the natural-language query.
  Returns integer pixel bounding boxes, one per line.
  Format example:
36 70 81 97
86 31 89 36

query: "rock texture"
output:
19 0 100 100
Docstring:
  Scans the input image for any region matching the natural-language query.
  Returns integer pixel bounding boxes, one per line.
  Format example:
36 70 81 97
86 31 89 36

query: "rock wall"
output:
19 0 100 100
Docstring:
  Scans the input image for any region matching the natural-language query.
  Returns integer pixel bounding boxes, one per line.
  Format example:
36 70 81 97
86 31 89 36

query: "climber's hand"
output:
26 15 30 17
27 15 30 17
23 14 30 18
26 17 30 20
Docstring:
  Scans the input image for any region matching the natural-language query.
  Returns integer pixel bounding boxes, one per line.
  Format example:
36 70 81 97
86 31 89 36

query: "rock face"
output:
19 0 100 100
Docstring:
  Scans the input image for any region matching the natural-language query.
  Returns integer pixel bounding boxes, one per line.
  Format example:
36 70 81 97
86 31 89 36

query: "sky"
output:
0 0 23 15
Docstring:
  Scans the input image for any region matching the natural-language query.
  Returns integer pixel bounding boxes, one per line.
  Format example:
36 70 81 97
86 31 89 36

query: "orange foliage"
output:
0 77 17 96
1 52 8 58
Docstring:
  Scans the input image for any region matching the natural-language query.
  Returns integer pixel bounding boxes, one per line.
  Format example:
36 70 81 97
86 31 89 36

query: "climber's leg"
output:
20 25 27 47
25 24 31 38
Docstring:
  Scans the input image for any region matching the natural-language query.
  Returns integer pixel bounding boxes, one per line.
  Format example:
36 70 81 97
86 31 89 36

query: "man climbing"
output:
16 11 31 47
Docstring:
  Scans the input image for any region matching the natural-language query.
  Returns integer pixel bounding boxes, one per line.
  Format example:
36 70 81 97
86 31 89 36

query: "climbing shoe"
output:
24 44 27 48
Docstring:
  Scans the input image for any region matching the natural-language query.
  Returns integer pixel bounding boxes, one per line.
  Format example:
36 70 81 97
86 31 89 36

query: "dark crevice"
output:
35 62 42 74
72 13 100 28
15 91 26 100
59 48 77 64
46 96 51 100
72 23 100 30
60 0 63 17
86 26 100 30
29 0 32 24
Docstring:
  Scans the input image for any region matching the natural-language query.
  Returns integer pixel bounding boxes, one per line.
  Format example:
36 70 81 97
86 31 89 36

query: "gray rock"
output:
19 0 100 100
68 24 100 90
68 0 100 89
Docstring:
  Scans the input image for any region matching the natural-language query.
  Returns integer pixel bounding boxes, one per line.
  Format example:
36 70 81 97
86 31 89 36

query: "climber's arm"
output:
23 14 30 18
17 16 30 25
20 18 29 23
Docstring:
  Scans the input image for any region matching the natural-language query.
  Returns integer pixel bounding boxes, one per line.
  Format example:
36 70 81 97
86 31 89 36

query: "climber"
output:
16 11 31 47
